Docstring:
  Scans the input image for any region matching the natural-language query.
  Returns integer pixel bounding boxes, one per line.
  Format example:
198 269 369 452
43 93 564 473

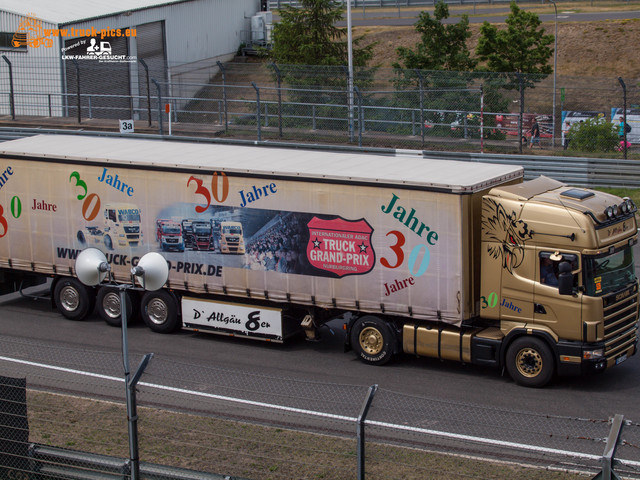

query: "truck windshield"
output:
223 226 241 234
163 226 181 234
118 211 140 222
194 225 211 234
583 245 636 297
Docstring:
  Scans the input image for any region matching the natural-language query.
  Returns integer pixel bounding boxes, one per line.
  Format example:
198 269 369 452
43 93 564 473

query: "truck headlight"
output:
583 348 604 360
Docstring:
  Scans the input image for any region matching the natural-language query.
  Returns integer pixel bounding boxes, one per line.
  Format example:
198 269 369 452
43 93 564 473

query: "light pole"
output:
75 249 168 480
548 0 558 147
346 0 354 143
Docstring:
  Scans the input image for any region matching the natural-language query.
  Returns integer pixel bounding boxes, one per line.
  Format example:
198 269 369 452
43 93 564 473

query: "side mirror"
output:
558 261 574 296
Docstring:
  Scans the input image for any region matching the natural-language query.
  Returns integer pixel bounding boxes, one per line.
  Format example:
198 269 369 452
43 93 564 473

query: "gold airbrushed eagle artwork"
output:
482 198 533 273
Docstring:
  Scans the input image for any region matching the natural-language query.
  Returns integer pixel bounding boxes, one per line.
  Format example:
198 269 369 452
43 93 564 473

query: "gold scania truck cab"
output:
480 176 638 386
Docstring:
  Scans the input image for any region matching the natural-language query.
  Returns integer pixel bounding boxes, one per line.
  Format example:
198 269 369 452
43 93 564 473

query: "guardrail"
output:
27 443 248 480
0 127 638 188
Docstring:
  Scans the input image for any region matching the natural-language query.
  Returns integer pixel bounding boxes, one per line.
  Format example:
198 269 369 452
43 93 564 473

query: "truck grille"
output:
602 284 639 359
124 226 139 233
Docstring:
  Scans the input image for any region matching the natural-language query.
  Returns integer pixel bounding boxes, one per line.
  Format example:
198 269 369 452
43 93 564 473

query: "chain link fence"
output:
266 0 640 9
0 334 638 480
1 57 638 157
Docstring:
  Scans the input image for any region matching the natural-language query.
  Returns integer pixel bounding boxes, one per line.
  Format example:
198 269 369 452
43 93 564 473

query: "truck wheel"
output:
53 278 94 321
350 316 395 365
104 235 113 250
506 337 555 388
96 287 136 327
141 290 178 333
77 231 86 245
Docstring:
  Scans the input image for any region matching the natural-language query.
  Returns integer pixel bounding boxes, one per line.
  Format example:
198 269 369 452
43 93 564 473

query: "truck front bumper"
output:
556 340 637 376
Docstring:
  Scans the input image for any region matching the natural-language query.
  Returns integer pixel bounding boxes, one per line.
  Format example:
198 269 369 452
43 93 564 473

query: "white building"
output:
0 0 260 118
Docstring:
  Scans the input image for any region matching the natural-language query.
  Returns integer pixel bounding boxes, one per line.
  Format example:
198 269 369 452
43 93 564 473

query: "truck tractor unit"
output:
0 135 636 388
191 220 214 251
181 219 194 249
77 203 142 250
219 221 245 254
156 219 184 252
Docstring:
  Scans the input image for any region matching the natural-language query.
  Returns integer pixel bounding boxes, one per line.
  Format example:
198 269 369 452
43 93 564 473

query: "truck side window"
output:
540 254 559 287
540 252 579 288
108 210 116 222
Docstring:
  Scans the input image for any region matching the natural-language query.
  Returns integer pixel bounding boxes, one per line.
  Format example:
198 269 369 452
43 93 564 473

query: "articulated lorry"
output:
219 221 245 254
0 135 637 387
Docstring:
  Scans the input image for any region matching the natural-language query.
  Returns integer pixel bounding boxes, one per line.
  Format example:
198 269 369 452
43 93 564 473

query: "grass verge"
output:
27 390 591 480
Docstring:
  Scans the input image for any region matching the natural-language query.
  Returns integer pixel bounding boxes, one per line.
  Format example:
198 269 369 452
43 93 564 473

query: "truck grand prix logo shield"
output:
306 216 375 278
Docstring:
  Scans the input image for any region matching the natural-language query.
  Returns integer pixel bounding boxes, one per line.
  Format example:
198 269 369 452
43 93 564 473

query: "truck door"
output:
498 246 536 324
533 249 582 341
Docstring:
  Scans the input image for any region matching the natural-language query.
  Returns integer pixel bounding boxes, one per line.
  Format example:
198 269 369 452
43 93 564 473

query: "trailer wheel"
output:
53 278 94 321
96 287 137 327
506 337 555 388
141 290 178 333
104 235 113 250
350 316 395 365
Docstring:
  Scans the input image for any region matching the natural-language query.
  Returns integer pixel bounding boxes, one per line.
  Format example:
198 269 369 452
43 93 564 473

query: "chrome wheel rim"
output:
59 285 80 312
146 298 168 325
515 347 543 378
102 292 121 319
359 326 383 355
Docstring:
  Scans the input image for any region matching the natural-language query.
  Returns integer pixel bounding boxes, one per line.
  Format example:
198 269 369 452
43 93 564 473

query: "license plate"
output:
616 354 627 365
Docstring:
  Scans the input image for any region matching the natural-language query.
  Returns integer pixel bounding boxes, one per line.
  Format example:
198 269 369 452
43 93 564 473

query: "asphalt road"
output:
1 293 639 419
0 240 638 473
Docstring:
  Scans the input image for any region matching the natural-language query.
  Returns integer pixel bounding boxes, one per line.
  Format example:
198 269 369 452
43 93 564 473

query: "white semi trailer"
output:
0 135 636 387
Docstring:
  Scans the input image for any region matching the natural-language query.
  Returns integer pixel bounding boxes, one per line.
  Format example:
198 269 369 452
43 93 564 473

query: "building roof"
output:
1 0 189 25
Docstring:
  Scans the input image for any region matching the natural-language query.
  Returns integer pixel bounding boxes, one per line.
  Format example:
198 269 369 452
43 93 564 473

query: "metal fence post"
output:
139 59 152 127
342 65 354 143
415 69 425 148
618 77 627 160
354 86 363 148
71 59 81 124
252 82 261 142
1 56 15 120
151 79 163 135
216 61 228 132
480 84 484 154
357 384 377 480
271 63 283 137
591 414 625 480
411 110 416 136
517 72 524 154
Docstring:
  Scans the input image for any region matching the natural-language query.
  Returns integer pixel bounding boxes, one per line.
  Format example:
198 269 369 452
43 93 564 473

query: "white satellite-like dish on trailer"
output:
75 247 110 286
131 252 169 291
